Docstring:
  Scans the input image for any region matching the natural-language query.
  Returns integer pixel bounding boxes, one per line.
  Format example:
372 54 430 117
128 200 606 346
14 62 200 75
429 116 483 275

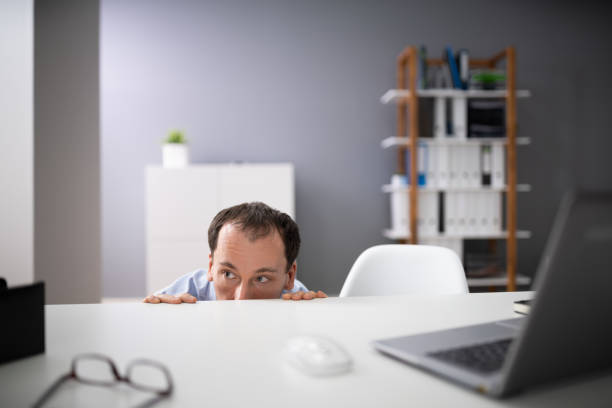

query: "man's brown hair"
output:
207 202 300 268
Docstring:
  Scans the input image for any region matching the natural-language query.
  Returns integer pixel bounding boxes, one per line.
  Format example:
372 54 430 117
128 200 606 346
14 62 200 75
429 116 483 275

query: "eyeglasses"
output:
32 353 174 408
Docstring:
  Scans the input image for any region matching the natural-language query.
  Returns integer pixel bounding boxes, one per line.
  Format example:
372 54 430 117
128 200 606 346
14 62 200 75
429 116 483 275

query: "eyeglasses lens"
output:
74 357 116 385
127 363 170 393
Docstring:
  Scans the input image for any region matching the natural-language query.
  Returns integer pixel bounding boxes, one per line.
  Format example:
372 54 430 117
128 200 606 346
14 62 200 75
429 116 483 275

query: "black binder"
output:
0 279 45 364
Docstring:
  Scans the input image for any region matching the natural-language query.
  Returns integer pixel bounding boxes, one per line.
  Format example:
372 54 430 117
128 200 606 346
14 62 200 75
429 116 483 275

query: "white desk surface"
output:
1 292 611 407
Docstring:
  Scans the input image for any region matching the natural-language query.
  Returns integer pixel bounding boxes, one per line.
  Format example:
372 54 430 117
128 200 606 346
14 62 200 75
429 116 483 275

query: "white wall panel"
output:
0 0 33 287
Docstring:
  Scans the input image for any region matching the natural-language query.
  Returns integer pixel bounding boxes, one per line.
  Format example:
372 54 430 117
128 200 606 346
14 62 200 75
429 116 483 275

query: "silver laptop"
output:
373 191 612 397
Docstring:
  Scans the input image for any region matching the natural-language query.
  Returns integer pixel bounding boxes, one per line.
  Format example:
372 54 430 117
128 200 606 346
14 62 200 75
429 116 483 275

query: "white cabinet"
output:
145 163 295 293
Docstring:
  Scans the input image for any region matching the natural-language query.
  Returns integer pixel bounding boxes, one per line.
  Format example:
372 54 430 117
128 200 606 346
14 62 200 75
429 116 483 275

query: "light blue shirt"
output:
156 268 308 301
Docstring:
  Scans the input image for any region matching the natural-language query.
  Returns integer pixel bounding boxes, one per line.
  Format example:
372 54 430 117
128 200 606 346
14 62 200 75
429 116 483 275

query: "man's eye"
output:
224 271 236 279
256 276 270 283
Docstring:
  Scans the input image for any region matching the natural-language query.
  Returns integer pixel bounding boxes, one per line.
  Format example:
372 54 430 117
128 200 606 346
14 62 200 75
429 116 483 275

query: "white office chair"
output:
339 244 468 297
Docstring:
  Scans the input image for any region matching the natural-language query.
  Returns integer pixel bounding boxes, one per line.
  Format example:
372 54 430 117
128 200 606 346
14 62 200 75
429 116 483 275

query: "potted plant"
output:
162 130 189 168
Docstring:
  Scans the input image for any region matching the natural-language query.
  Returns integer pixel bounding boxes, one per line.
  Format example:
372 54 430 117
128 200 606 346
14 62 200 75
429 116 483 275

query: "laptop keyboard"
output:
427 338 513 374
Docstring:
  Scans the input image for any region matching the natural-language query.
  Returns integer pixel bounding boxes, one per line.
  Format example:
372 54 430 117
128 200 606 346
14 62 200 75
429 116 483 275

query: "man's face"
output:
207 223 296 300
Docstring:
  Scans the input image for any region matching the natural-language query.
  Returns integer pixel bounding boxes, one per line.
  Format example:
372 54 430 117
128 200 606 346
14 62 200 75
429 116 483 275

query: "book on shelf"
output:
444 46 463 89
456 49 470 89
411 45 509 93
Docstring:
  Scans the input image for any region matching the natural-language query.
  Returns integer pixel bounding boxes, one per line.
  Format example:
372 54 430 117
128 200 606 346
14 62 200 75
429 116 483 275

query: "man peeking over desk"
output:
143 202 327 303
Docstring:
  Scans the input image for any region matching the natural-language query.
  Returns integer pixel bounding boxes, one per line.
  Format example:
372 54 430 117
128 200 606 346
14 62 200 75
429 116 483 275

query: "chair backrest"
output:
339 244 468 297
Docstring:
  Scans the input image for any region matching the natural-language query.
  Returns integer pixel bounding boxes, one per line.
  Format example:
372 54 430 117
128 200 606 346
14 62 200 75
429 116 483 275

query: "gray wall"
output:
101 0 612 297
0 0 33 287
35 0 101 303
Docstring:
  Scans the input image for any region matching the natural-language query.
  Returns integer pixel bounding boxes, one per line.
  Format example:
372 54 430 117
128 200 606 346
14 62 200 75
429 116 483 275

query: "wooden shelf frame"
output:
393 46 522 291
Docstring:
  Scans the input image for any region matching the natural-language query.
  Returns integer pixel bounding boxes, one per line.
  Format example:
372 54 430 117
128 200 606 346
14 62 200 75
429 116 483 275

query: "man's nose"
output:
234 283 252 300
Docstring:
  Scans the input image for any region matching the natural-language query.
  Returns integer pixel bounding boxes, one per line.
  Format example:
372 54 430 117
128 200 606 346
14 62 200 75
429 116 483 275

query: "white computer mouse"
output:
284 335 353 376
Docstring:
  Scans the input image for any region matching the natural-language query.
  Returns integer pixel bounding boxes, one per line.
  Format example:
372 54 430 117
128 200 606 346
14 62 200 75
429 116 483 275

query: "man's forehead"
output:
218 222 281 244
215 224 282 252
212 223 288 268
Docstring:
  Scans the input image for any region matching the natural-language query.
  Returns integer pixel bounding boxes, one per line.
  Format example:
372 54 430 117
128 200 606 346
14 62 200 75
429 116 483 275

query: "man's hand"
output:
282 290 328 301
143 293 197 304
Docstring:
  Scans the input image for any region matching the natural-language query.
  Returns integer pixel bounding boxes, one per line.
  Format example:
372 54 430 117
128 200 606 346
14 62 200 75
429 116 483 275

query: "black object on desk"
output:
0 279 45 364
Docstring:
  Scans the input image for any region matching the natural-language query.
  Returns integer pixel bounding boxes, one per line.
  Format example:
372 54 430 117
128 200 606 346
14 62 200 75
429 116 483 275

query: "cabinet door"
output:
146 166 219 241
218 164 295 219
146 241 208 294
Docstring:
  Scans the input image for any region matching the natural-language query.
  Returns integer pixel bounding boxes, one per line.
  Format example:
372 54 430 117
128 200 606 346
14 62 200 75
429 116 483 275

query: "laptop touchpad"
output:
494 318 525 331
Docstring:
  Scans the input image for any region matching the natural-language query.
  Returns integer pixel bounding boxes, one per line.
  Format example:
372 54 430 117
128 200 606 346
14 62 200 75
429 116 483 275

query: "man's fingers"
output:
282 290 328 301
155 294 182 304
179 293 197 303
143 295 160 304
291 291 305 300
143 293 196 304
302 291 315 300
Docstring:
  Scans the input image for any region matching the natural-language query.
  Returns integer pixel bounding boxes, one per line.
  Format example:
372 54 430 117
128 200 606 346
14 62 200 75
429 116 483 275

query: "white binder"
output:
437 144 449 189
452 97 467 140
491 192 502 233
491 144 505 188
390 174 409 234
476 191 487 235
457 192 467 235
445 192 457 235
458 145 471 189
434 97 446 139
422 191 439 236
448 145 458 188
427 144 438 189
466 192 478 235
481 144 492 186
469 145 481 188
418 142 428 186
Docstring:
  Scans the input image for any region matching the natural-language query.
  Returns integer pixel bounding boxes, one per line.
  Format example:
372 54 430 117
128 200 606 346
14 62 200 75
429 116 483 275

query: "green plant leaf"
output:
165 130 186 144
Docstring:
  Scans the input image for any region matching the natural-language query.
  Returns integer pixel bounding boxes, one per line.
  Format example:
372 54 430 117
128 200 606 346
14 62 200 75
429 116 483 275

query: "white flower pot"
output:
162 143 189 168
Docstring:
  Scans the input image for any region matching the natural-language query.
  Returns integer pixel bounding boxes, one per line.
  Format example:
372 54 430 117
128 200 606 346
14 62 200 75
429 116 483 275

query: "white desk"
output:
1 292 611 407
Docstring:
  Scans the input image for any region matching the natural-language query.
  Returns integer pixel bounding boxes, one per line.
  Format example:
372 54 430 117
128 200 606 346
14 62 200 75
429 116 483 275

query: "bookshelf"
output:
381 46 531 291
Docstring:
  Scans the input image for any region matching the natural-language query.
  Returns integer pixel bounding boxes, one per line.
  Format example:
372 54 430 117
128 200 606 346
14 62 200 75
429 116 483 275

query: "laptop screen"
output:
503 191 612 394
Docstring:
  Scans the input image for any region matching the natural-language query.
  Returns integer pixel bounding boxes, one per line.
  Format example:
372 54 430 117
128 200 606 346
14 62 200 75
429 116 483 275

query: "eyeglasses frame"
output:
32 353 174 408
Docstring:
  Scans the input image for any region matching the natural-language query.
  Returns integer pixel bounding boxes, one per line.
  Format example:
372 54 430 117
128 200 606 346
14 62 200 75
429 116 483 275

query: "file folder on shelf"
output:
491 144 505 189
